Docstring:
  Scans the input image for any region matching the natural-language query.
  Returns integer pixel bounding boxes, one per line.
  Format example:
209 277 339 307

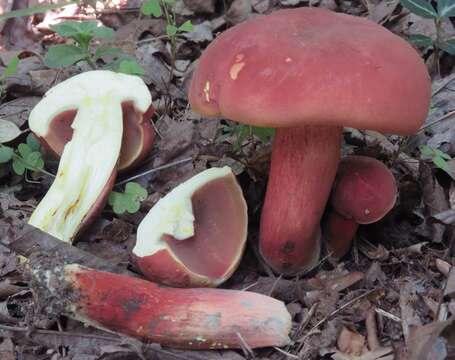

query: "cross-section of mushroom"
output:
28 71 152 243
29 70 155 172
134 167 248 287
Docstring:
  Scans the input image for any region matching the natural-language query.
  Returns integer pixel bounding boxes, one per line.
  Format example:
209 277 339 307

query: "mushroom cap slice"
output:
28 71 152 243
134 166 248 287
29 70 154 172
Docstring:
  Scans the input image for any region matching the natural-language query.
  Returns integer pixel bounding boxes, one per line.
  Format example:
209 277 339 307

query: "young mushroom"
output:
323 156 397 259
30 262 292 349
29 71 155 172
28 71 152 243
134 166 248 287
189 8 431 274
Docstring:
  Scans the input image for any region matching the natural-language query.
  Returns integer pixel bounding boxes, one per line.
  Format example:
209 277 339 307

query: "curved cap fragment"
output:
134 166 248 287
189 8 431 134
29 70 154 171
330 156 397 224
28 71 153 242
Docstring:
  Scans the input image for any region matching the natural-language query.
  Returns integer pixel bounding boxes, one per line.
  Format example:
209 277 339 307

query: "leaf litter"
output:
0 0 455 359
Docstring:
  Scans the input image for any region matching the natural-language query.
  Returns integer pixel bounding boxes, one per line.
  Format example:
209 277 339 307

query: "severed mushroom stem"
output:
322 155 397 259
29 262 292 349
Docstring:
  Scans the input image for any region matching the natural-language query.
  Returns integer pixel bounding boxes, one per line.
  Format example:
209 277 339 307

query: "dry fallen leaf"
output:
337 326 365 356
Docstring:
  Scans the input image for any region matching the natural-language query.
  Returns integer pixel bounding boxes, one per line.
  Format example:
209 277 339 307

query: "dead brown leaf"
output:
337 326 365 356
408 317 455 360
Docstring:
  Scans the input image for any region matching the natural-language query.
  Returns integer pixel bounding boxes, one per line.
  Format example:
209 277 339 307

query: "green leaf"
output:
44 44 87 68
12 159 26 175
108 183 147 214
420 144 434 157
0 1 78 22
0 146 14 163
17 143 31 158
400 0 438 18
26 133 41 152
0 119 21 143
26 151 43 168
91 25 115 39
117 59 145 76
439 39 455 55
126 200 141 214
408 34 433 48
233 125 250 152
50 20 87 37
178 20 193 33
166 24 178 37
438 0 455 17
434 148 452 160
141 0 163 17
163 0 175 4
252 126 275 143
94 46 121 60
433 156 451 173
108 191 128 214
3 56 19 78
125 182 148 200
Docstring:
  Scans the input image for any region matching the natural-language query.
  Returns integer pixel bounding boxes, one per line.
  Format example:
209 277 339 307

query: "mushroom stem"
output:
30 263 292 349
322 210 359 259
259 125 342 274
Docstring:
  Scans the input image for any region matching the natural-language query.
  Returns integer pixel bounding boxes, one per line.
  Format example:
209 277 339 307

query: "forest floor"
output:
1 0 455 359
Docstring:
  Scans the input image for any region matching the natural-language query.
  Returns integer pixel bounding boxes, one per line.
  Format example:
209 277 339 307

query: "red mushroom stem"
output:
31 263 291 349
322 210 359 259
259 126 342 274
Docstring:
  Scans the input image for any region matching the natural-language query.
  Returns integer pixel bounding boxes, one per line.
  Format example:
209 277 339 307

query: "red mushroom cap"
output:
189 8 430 134
330 156 397 224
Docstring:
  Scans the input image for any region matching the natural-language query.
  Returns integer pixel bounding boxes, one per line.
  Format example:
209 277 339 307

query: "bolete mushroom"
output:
134 166 248 287
28 71 152 243
189 8 431 274
29 70 155 172
323 155 397 258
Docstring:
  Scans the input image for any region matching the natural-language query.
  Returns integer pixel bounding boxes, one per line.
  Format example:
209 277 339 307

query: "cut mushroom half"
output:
28 71 152 243
134 166 248 287
29 70 155 172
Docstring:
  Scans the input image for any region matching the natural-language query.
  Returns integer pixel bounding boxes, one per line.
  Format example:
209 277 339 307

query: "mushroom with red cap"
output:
322 156 397 259
134 166 248 287
28 71 153 243
189 7 431 274
29 70 155 172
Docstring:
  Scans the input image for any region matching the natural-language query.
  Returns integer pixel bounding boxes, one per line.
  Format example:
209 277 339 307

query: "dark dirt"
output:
1 0 455 359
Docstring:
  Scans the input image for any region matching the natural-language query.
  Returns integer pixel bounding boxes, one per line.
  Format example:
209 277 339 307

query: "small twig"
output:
236 332 255 359
417 109 455 134
375 308 401 322
366 308 381 351
273 346 299 359
115 157 193 186
268 274 283 296
241 281 258 291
